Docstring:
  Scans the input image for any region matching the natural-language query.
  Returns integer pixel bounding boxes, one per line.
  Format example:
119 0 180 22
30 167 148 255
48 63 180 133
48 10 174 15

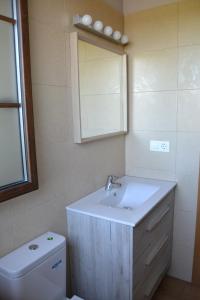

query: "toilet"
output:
0 232 83 300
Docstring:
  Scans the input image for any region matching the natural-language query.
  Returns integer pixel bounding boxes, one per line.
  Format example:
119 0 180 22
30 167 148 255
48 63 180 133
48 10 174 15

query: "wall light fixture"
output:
73 15 129 45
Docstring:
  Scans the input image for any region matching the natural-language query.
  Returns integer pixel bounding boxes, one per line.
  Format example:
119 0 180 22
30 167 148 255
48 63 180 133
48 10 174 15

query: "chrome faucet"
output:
105 175 122 191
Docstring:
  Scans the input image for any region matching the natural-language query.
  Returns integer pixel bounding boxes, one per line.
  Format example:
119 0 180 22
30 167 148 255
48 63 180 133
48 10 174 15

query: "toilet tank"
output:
0 232 66 300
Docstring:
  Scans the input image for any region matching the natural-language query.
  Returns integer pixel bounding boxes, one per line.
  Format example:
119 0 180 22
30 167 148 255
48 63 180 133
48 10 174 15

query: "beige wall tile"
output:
125 166 177 181
34 140 72 200
66 136 125 200
178 90 200 131
175 173 198 213
32 85 72 143
126 131 176 173
178 45 200 90
125 4 178 51
175 132 199 212
171 132 200 280
130 48 178 92
11 198 68 248
173 210 196 247
176 132 200 177
169 240 194 282
29 20 67 86
0 202 13 256
28 0 68 29
131 91 177 131
179 0 200 46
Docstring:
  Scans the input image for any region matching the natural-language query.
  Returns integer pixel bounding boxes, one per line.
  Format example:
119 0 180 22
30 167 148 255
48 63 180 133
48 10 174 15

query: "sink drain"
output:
123 206 133 210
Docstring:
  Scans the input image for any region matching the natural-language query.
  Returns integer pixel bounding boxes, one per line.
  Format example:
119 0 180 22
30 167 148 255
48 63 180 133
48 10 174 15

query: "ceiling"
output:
123 0 177 15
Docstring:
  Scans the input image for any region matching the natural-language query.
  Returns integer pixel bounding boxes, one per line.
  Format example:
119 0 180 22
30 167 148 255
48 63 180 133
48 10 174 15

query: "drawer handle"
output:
145 235 169 266
146 206 170 232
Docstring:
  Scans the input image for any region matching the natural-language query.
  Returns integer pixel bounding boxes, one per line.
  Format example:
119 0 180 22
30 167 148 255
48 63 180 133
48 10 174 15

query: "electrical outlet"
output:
150 140 170 152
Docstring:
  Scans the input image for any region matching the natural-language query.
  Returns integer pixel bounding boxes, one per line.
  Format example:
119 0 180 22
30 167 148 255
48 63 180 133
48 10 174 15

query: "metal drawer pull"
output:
145 235 169 266
146 206 170 232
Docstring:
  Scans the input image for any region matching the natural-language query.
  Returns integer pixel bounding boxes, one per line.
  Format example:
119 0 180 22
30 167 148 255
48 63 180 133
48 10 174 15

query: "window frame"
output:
0 0 38 203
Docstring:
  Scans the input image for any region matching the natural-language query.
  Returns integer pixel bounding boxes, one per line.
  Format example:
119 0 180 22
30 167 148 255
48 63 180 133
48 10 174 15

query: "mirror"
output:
70 32 127 143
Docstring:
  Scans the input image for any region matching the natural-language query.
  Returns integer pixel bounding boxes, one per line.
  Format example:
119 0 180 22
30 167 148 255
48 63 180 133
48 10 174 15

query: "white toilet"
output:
0 232 83 300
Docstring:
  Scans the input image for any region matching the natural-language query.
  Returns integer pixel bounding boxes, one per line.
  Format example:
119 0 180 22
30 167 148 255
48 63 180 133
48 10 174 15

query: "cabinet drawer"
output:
134 245 170 300
134 234 171 289
133 193 174 262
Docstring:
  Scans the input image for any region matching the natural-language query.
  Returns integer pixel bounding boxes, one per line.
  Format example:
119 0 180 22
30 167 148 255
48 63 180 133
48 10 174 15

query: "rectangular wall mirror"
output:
70 32 127 143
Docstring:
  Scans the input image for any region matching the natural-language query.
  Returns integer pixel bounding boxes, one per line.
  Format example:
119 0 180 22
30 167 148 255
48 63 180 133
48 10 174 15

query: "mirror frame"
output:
70 32 128 143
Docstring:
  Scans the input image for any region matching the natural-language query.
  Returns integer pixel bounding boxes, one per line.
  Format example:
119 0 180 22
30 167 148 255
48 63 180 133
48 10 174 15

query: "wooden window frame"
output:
0 0 38 203
193 166 200 285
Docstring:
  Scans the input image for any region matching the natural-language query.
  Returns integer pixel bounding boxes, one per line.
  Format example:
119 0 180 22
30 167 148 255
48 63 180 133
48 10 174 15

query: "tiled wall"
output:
0 0 125 257
125 0 200 282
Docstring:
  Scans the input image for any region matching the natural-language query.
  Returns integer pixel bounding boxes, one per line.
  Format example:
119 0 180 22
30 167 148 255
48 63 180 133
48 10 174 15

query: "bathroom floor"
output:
152 276 200 300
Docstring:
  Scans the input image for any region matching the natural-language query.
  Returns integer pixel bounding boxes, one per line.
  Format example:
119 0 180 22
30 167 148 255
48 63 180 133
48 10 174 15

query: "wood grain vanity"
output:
67 177 176 300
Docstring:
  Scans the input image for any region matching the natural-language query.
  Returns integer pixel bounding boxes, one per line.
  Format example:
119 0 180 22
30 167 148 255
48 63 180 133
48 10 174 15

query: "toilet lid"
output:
0 232 65 279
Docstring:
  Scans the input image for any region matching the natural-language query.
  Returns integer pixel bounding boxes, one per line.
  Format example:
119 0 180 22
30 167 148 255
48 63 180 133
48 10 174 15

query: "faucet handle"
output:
111 175 119 182
106 175 118 182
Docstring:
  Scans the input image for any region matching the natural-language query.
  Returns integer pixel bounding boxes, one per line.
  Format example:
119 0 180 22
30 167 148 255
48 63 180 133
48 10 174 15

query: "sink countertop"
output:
66 176 176 227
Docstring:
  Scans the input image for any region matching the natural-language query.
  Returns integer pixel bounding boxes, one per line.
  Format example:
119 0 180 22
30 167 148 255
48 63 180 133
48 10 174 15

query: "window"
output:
0 0 38 202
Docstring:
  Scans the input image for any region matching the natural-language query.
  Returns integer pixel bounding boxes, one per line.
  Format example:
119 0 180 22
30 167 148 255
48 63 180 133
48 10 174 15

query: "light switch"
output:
150 140 170 152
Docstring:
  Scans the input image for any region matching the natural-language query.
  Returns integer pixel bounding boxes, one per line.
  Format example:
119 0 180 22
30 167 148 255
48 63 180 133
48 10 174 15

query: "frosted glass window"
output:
0 0 38 202
0 109 24 187
0 22 18 102
0 0 13 17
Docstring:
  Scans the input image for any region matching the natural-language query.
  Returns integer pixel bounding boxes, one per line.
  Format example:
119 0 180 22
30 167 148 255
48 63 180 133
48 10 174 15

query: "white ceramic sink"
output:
66 176 176 226
100 182 159 210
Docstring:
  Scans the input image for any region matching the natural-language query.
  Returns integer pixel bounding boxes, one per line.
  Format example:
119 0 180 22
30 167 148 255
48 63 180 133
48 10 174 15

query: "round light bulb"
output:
104 26 113 36
113 30 122 41
81 14 93 26
121 35 129 44
93 20 104 32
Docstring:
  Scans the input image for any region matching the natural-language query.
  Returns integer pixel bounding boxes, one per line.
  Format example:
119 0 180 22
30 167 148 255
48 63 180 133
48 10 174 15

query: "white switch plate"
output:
150 140 170 152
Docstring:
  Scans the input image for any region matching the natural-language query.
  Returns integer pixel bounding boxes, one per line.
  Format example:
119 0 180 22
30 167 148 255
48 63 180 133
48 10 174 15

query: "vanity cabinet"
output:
67 190 175 300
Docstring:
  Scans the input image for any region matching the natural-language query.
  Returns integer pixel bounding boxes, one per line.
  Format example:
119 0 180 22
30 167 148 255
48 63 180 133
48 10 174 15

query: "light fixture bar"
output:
73 15 128 46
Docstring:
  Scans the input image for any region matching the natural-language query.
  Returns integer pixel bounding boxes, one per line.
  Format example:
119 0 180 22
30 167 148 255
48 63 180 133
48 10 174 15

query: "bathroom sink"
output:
100 182 159 210
66 176 176 226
